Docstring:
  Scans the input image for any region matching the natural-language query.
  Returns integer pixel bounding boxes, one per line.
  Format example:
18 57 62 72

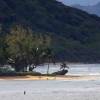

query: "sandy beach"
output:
0 75 100 81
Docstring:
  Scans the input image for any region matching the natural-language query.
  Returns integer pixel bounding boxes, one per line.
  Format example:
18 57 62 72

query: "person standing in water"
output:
24 91 26 95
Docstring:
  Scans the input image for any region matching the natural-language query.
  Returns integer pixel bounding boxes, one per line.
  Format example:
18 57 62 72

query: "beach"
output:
0 75 100 81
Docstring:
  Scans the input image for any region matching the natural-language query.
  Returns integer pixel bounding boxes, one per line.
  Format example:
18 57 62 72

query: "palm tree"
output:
45 48 54 75
60 62 69 70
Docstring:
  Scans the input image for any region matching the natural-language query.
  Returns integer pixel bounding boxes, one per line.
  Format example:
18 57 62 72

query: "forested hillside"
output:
0 0 100 63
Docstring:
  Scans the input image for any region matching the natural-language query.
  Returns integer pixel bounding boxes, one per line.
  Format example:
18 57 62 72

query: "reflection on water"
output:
34 64 100 75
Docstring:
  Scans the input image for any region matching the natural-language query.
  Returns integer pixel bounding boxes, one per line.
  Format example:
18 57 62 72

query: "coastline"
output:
0 75 99 81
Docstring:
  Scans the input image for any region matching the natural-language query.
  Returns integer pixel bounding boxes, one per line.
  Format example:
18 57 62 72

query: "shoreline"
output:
0 75 100 81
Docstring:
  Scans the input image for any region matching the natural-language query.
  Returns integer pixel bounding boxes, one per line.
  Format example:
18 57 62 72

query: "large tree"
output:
6 25 51 72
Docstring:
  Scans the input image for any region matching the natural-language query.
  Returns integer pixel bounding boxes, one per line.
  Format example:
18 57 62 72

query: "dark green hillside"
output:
0 0 100 62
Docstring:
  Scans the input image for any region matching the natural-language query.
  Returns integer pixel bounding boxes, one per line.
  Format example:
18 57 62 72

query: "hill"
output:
1 0 100 62
73 3 100 16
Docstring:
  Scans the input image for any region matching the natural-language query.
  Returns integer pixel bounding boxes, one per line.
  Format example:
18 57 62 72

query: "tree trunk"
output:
47 63 50 75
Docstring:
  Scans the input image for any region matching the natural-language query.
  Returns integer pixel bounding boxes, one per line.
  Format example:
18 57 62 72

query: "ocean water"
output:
0 80 100 100
34 64 100 75
0 80 100 92
0 64 100 100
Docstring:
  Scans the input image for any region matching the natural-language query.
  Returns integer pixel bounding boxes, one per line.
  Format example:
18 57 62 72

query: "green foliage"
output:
0 66 14 73
0 71 41 76
0 0 100 62
6 25 34 59
5 25 52 71
0 37 7 64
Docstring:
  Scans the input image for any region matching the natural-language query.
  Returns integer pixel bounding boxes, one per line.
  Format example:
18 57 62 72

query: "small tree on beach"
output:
60 62 69 70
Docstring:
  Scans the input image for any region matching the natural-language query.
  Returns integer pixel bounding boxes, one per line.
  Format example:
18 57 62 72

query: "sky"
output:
57 0 100 6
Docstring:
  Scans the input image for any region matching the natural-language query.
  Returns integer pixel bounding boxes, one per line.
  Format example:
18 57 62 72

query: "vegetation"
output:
0 25 53 72
0 71 42 76
0 0 100 64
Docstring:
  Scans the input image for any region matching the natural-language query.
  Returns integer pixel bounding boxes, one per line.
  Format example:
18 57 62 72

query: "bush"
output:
0 71 42 76
0 67 15 73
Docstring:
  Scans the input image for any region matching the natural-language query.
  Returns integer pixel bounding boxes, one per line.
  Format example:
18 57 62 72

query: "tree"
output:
0 25 7 65
6 25 52 72
6 25 35 71
46 48 53 75
41 48 54 75
0 37 8 65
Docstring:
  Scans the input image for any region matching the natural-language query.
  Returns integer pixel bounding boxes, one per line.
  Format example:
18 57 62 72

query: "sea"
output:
0 64 100 100
34 63 100 75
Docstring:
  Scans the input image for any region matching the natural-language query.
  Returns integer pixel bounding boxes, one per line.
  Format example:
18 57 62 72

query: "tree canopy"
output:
3 25 51 71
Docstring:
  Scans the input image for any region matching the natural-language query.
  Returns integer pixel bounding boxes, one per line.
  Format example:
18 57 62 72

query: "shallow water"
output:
34 64 100 75
0 80 100 92
0 80 100 100
0 64 100 100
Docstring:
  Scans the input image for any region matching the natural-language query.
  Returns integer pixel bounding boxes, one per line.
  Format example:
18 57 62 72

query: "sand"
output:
0 75 100 81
